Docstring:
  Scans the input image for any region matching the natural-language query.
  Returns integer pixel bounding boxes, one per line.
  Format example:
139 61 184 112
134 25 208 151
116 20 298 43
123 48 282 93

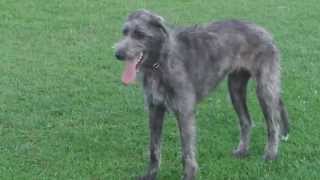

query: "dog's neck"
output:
142 32 172 73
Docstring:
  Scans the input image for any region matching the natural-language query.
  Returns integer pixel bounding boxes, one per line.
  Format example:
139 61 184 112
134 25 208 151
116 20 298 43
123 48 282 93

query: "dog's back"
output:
170 20 279 99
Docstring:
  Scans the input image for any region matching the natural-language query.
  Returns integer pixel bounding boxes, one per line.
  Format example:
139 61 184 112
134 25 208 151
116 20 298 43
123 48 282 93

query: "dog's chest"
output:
142 73 169 106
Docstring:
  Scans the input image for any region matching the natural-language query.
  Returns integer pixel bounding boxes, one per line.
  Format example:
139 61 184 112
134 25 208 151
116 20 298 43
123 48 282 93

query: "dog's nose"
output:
115 50 126 60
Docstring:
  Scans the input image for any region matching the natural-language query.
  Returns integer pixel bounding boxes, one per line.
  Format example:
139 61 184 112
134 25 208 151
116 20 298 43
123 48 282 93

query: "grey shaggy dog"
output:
114 10 289 180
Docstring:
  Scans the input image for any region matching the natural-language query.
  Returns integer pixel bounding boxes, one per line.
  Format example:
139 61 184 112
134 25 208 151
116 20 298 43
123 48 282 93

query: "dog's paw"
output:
232 148 249 158
262 153 278 161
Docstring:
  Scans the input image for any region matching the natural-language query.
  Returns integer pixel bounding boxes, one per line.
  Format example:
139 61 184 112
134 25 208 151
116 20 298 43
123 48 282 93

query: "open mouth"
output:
121 52 145 85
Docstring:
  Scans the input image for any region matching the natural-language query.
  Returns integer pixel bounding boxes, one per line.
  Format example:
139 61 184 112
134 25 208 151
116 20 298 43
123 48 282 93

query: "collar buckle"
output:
152 63 160 70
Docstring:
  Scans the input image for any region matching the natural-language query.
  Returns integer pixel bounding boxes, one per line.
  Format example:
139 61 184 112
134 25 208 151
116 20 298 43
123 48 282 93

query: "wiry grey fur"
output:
114 10 289 180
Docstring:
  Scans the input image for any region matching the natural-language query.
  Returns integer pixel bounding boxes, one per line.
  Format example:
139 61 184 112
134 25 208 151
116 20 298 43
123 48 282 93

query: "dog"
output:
114 9 289 180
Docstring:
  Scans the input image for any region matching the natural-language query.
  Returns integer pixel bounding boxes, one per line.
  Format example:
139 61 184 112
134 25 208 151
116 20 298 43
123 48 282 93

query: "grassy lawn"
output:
1 0 320 179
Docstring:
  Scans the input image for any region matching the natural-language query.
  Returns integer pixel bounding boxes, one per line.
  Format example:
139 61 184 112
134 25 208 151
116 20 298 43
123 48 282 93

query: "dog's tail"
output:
279 98 290 141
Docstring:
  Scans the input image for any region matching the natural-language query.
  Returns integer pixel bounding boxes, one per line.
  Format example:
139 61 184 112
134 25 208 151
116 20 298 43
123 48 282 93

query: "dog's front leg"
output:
175 109 198 180
138 104 166 180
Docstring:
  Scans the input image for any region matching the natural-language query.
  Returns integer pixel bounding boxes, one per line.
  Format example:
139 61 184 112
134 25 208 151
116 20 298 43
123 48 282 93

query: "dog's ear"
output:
140 9 168 35
129 9 169 36
138 9 164 22
149 13 168 36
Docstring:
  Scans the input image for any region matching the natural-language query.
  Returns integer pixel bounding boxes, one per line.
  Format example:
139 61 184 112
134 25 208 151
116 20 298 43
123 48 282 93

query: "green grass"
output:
1 0 320 179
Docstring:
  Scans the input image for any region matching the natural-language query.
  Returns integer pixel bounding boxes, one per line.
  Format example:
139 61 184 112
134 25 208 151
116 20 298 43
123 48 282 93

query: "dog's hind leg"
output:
256 81 281 160
255 48 282 160
138 104 166 180
228 70 252 158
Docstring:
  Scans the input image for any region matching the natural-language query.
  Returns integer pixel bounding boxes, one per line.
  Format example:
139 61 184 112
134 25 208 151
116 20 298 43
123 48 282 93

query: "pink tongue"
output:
121 61 137 85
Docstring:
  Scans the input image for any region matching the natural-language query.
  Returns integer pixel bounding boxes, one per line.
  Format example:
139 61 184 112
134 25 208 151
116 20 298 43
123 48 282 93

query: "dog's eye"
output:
133 30 146 39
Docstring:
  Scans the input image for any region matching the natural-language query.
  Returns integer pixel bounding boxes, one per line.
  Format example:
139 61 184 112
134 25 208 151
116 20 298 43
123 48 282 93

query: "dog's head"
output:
114 9 168 85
